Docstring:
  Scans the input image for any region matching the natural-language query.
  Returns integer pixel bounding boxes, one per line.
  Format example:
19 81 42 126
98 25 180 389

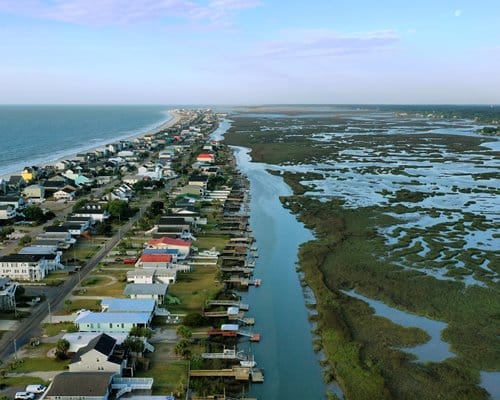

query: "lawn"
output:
67 298 101 312
8 357 70 372
42 322 77 337
194 235 230 252
135 343 189 396
168 266 223 313
0 376 47 389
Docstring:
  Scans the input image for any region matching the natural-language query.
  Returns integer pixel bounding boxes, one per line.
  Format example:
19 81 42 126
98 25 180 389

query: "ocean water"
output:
0 105 171 178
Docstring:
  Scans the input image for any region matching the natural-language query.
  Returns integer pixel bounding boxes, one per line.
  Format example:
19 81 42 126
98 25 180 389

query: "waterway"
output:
234 146 328 399
213 121 334 399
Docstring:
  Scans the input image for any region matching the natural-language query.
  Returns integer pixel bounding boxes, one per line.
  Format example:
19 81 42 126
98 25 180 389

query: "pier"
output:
190 366 264 383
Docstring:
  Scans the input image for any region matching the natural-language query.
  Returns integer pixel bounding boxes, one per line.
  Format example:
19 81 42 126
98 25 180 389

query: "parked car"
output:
26 385 47 394
15 392 35 400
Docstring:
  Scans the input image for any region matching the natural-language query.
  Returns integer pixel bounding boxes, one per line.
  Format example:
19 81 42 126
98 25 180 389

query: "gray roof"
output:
124 283 168 296
46 372 115 397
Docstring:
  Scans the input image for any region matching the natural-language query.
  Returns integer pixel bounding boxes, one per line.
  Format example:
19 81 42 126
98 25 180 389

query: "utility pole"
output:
47 301 52 324
13 338 17 360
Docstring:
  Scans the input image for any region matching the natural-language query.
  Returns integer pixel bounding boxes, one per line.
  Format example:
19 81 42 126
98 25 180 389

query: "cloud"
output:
454 9 462 17
0 0 260 27
258 29 399 59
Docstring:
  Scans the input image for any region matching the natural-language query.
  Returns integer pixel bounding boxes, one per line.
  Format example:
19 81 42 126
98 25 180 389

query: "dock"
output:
190 366 264 383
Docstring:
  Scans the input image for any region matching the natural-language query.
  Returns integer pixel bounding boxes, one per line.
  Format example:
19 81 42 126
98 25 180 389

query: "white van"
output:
25 385 46 394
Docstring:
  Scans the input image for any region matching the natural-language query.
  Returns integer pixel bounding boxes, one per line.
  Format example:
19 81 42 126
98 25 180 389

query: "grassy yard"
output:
194 235 230 252
0 376 47 389
42 322 77 337
8 357 70 372
67 298 101 311
168 266 223 313
135 343 189 396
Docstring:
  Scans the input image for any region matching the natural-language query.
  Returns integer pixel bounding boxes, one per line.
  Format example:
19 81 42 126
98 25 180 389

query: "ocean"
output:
0 105 172 178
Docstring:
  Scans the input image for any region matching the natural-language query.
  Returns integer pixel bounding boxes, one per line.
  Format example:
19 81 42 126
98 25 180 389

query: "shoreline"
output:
0 109 183 181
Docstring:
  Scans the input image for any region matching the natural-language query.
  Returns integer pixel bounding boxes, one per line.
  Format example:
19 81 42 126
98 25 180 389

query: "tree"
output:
122 337 145 354
148 201 164 217
106 200 134 220
55 339 70 360
182 312 207 327
64 299 73 312
95 221 112 236
174 340 191 359
23 206 46 224
19 235 32 246
176 325 192 340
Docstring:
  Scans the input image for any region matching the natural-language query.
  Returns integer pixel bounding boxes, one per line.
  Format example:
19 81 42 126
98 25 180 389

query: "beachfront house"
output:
0 277 18 311
68 333 126 374
21 166 39 183
62 169 93 186
0 254 49 281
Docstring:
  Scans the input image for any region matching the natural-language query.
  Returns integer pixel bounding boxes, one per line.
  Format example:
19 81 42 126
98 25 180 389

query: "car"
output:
15 392 35 400
26 385 47 394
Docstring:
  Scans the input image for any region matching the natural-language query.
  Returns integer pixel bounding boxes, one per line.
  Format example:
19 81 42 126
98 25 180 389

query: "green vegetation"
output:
42 322 77 337
168 266 223 313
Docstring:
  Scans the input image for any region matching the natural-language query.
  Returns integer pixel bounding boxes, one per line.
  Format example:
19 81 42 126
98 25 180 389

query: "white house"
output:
54 188 76 201
69 333 126 374
62 332 129 353
22 184 46 202
0 254 49 281
0 204 16 220
126 269 177 285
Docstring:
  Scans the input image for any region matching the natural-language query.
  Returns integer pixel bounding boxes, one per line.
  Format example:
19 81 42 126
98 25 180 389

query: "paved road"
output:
0 180 178 363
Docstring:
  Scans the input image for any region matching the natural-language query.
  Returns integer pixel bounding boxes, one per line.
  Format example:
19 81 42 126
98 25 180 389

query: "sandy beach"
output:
0 109 184 181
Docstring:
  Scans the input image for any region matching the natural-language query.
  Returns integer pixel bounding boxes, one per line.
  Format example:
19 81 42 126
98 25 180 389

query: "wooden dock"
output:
190 366 264 383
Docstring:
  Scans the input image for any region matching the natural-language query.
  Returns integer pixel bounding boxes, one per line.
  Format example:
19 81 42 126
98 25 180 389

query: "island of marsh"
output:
224 106 499 400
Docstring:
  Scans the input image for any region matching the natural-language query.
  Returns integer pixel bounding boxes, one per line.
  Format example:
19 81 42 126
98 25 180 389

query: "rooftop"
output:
124 283 168 296
45 372 115 397
139 254 173 263
148 237 191 247
101 298 156 313
76 311 152 324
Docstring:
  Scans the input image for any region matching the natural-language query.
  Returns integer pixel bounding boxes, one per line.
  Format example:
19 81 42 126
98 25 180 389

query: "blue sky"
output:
0 0 499 104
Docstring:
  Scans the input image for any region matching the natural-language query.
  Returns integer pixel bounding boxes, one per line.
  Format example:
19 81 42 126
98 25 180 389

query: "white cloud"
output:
0 0 260 27
454 9 462 17
258 29 399 58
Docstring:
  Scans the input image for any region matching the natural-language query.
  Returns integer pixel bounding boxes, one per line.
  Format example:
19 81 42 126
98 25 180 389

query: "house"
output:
22 184 46 202
44 372 115 400
21 166 38 183
62 169 93 186
0 196 25 211
101 298 156 314
135 254 172 269
7 175 26 190
44 180 71 196
75 311 152 333
18 248 63 271
142 248 179 263
0 204 17 220
62 223 86 236
69 333 126 374
146 237 191 259
37 230 76 246
54 187 77 201
123 283 168 305
0 254 49 281
62 332 129 353
55 160 72 171
66 216 93 229
44 225 71 235
126 268 177 285
156 216 192 239
73 203 110 222
188 175 209 189
196 153 215 164
177 185 204 197
0 277 18 311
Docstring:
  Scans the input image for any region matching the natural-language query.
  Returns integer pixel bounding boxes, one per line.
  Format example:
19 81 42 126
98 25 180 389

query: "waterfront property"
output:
126 268 177 285
69 333 126 374
44 372 115 400
101 298 156 314
75 310 152 333
123 283 168 305
146 237 191 259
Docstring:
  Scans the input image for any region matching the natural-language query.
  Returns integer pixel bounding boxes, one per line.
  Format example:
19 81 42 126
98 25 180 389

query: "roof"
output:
45 226 70 233
74 333 116 358
45 372 115 397
159 217 189 225
189 175 209 182
148 237 191 247
140 254 173 263
62 332 128 352
124 283 168 296
197 153 214 158
127 269 155 277
0 254 45 263
76 311 152 324
101 298 156 313
143 248 179 255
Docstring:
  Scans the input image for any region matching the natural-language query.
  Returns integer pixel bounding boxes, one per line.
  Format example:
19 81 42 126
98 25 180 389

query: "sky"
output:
0 0 499 104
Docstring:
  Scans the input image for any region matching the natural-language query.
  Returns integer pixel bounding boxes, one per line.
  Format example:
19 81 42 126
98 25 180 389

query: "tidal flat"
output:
224 106 500 400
